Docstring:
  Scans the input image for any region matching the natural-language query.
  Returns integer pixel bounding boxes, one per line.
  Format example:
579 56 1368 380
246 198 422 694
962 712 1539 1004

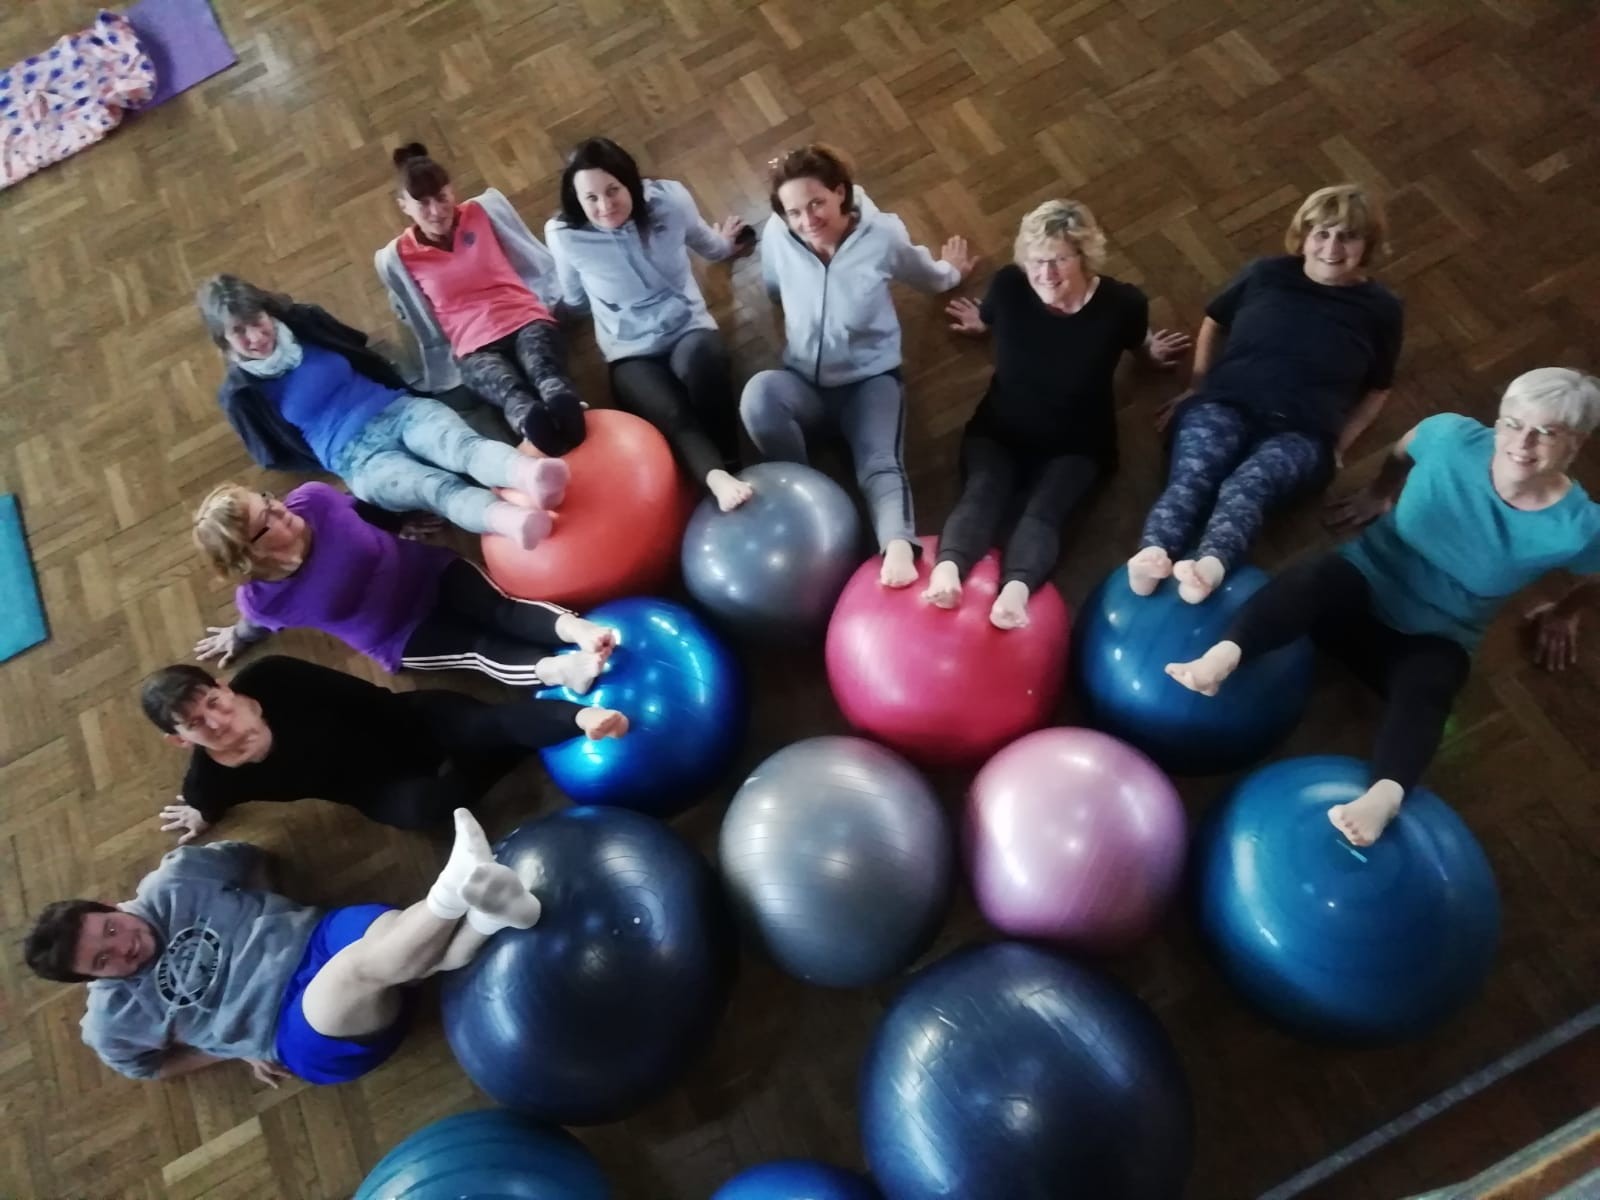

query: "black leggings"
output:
456 319 587 455
610 329 740 485
401 559 572 686
1225 553 1472 793
936 431 1102 590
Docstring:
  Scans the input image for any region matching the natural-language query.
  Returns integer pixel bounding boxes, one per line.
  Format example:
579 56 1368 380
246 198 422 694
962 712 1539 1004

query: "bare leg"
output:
1328 779 1405 847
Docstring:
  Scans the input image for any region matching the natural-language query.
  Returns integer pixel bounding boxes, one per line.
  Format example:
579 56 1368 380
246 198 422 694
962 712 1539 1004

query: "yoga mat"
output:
123 0 236 108
0 494 48 663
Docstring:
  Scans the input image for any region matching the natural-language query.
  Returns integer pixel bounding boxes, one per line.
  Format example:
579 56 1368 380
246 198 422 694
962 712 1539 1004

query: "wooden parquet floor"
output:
2 1 1598 1197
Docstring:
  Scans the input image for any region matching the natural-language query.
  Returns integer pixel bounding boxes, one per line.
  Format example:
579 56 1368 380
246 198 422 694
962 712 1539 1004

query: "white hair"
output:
1499 367 1600 435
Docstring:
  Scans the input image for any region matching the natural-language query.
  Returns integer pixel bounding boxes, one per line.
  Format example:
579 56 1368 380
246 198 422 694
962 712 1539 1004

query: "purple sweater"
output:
236 483 456 671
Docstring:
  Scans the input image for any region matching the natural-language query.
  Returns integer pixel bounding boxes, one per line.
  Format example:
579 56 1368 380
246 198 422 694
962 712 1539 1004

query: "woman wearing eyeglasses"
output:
187 482 620 697
923 199 1189 629
1166 367 1600 846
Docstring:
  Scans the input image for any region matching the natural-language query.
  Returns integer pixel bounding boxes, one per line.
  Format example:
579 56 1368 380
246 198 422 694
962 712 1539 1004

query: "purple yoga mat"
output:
123 0 236 108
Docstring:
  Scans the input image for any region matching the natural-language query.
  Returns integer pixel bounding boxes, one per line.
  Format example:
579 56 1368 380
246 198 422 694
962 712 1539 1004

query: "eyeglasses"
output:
249 493 282 543
1496 415 1571 444
1025 253 1080 270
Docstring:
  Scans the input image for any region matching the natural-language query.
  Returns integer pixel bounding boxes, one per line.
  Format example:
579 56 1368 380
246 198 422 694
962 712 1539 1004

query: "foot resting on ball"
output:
1164 639 1242 696
511 457 570 509
706 468 755 512
1127 545 1174 595
537 651 606 693
1174 555 1225 604
555 614 618 660
462 862 543 934
879 539 919 589
426 808 496 920
485 501 554 550
1328 779 1404 847
989 580 1031 630
922 560 963 609
576 707 629 740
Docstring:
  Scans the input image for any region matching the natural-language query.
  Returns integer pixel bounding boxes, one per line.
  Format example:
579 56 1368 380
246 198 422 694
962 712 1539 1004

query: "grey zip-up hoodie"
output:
761 187 960 387
80 843 321 1079
544 178 736 362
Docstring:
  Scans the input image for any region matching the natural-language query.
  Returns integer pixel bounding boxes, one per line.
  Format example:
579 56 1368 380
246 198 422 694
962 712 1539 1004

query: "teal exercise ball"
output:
355 1109 610 1199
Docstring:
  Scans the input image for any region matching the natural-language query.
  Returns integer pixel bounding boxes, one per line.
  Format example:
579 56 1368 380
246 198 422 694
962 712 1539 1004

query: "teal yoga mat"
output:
0 494 48 662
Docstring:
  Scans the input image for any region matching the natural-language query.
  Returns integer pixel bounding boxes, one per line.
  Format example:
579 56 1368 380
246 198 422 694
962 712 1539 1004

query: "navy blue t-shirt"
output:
1196 256 1403 441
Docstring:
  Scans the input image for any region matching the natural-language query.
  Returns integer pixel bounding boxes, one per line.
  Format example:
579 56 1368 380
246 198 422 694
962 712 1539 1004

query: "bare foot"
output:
707 468 754 512
922 560 963 609
576 707 629 740
427 808 496 919
879 539 919 588
513 457 570 509
1328 780 1404 847
461 862 543 934
537 651 605 694
555 614 618 660
1164 640 1242 696
989 580 1031 630
1127 546 1174 596
485 501 554 550
1174 555 1225 604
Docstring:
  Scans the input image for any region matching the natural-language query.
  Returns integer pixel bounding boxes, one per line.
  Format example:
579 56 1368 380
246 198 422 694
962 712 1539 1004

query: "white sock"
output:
426 809 494 920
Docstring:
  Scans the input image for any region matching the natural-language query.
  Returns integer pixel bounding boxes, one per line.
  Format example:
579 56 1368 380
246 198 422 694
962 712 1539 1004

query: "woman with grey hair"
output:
198 275 566 547
925 198 1190 628
1166 367 1600 846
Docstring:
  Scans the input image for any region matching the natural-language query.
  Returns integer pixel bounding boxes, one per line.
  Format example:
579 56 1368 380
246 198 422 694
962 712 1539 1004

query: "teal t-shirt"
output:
1341 413 1600 648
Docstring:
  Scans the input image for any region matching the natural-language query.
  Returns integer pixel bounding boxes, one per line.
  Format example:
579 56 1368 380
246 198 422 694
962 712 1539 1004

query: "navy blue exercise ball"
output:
1196 755 1500 1043
713 1160 882 1200
355 1110 610 1200
441 808 736 1124
860 943 1192 1200
1074 565 1314 774
538 596 746 817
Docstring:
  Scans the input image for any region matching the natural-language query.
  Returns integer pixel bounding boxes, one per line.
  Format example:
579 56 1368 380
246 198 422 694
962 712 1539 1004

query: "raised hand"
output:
1323 485 1394 537
1524 601 1580 671
158 800 212 845
1146 328 1192 369
940 235 977 281
194 625 243 666
717 216 755 258
945 297 987 336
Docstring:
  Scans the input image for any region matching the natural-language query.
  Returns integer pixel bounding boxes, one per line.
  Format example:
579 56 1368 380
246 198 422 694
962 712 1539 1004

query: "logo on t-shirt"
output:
462 230 476 246
154 925 223 1008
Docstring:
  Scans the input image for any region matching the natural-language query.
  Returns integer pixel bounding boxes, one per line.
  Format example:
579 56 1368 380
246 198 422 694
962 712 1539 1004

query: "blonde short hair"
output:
1284 184 1387 265
1499 367 1600 435
1014 199 1107 273
192 483 264 581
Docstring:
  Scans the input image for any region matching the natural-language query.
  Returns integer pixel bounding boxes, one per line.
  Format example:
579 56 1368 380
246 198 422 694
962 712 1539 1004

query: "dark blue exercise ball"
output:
538 596 747 817
713 1160 882 1200
441 808 736 1124
355 1110 610 1200
1196 754 1500 1043
860 943 1192 1200
1073 565 1314 774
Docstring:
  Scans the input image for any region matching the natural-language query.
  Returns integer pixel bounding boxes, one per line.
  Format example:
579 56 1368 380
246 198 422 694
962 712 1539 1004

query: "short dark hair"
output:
393 142 451 202
194 274 294 350
768 143 856 219
24 900 117 983
140 664 218 733
557 137 651 239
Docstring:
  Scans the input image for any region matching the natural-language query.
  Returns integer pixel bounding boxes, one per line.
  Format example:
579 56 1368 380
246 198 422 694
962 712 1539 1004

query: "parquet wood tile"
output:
3 0 1599 1197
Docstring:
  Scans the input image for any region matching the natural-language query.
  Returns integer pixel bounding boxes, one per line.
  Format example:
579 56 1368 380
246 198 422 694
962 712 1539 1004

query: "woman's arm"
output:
1186 316 1226 387
1323 422 1420 535
194 616 272 667
543 223 592 316
155 1045 229 1080
1334 388 1392 466
1526 575 1600 671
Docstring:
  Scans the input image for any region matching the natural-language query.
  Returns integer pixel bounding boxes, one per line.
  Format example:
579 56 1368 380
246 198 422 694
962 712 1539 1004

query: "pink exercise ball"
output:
824 536 1070 768
965 727 1188 953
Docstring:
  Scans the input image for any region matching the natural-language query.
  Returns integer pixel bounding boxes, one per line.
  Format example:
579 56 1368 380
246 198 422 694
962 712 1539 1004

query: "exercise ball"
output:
1196 755 1500 1043
355 1110 610 1200
713 1160 882 1200
966 727 1187 953
682 461 865 640
719 737 951 988
1074 566 1314 774
860 942 1192 1200
484 409 693 610
441 807 735 1124
538 596 746 817
825 536 1070 767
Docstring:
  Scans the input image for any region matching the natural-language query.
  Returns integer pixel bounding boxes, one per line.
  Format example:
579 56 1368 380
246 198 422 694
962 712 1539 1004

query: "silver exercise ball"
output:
719 736 952 988
681 461 864 640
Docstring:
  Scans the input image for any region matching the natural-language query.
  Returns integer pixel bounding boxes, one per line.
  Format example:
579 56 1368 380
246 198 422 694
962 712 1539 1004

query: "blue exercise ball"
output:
682 461 864 641
713 1160 882 1200
538 596 747 817
1073 565 1314 774
355 1110 610 1200
441 808 736 1124
1196 755 1500 1043
860 943 1192 1200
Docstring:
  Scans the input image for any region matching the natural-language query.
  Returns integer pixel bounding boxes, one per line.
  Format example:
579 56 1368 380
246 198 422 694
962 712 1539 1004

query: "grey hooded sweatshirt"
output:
80 843 321 1079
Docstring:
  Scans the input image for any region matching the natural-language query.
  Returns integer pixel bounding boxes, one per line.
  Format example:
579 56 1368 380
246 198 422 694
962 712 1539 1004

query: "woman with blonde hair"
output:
925 199 1189 627
1127 183 1405 603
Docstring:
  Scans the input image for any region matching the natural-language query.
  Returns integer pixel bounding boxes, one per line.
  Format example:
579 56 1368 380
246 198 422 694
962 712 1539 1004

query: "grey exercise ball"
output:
719 736 952 988
681 461 864 640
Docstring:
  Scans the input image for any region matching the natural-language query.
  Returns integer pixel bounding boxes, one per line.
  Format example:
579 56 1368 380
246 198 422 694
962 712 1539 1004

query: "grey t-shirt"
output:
80 843 322 1079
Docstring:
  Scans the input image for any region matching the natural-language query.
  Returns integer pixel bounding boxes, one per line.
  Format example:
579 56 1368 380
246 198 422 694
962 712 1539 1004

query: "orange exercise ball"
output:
483 409 693 610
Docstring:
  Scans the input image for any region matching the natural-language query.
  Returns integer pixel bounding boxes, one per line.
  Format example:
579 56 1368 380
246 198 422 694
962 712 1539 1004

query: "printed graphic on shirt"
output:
154 925 223 1008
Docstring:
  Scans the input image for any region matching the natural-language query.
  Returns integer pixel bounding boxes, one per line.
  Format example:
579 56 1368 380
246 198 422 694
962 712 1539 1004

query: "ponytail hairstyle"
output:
557 136 652 239
392 142 451 201
767 143 856 218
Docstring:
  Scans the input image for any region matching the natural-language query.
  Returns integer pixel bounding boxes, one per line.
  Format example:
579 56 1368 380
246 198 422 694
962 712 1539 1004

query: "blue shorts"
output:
273 903 413 1086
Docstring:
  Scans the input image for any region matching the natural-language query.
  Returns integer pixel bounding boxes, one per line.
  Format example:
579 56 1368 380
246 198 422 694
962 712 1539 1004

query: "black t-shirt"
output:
182 656 447 823
1198 255 1404 439
966 265 1149 465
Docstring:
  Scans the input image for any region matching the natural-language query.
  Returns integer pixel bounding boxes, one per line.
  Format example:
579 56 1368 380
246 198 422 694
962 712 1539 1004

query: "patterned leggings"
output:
456 319 586 455
1139 400 1331 568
